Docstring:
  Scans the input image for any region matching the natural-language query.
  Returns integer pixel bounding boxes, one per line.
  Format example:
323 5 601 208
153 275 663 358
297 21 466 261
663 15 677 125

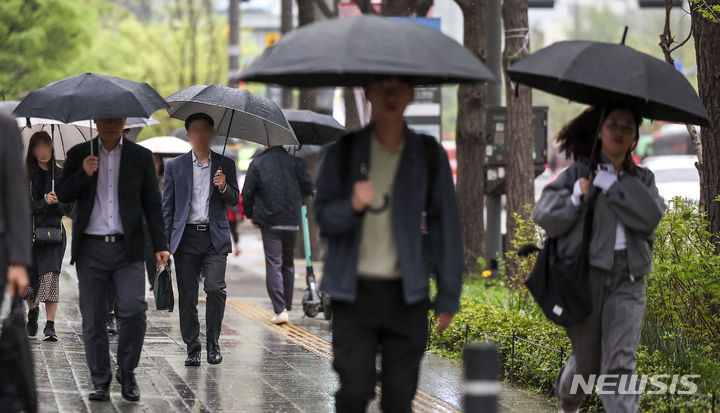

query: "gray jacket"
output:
533 160 665 278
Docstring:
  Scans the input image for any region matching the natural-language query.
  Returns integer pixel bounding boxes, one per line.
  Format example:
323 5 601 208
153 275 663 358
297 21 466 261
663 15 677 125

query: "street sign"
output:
265 32 281 48
484 107 548 195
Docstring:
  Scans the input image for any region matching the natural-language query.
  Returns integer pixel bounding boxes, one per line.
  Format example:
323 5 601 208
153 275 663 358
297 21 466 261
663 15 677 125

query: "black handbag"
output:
154 263 175 312
525 191 597 327
0 292 38 413
31 182 63 245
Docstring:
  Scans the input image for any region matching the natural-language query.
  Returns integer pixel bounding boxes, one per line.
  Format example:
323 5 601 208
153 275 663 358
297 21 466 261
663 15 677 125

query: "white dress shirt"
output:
86 138 124 235
188 151 212 224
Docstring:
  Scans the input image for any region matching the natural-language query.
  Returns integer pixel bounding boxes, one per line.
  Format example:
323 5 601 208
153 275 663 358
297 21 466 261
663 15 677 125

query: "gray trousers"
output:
260 227 297 314
556 250 647 413
174 228 227 354
76 238 147 386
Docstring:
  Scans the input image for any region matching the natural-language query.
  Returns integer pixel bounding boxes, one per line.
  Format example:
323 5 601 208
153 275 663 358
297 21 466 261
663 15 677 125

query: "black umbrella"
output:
282 109 345 145
13 73 168 155
238 15 496 87
506 40 710 127
166 84 298 156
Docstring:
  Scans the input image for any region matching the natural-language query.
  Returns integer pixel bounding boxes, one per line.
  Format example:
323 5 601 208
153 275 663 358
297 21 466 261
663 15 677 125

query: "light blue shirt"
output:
86 138 124 235
188 151 212 224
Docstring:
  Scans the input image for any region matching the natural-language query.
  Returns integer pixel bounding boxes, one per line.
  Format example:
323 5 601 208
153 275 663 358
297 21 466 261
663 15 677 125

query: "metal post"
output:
465 324 470 345
228 0 239 86
510 331 516 384
485 0 503 269
559 347 565 373
280 0 294 108
464 344 500 413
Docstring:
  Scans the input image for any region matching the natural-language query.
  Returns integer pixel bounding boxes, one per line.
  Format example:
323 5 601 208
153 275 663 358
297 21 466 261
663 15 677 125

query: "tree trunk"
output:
455 0 488 272
691 1 720 247
297 0 317 111
188 0 199 85
502 0 534 269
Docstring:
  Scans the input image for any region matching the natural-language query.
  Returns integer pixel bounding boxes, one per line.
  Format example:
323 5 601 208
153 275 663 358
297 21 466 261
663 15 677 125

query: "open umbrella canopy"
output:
283 109 345 145
137 136 192 155
124 116 160 141
166 84 297 146
13 72 168 123
238 15 497 87
507 40 709 127
17 118 94 160
0 100 19 116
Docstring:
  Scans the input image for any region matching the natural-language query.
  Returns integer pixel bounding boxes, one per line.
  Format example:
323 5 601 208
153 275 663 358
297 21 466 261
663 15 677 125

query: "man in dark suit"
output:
57 117 169 403
162 113 239 367
0 113 32 410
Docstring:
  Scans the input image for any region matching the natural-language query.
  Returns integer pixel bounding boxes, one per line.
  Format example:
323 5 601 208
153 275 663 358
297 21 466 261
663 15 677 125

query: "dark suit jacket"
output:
0 113 32 268
162 151 239 255
314 125 464 314
56 137 167 264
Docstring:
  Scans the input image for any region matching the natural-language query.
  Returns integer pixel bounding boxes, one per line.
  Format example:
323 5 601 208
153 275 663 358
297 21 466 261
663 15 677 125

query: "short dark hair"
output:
185 112 214 131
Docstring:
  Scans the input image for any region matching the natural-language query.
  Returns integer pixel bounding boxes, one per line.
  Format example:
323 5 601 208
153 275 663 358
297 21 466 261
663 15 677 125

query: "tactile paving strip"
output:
226 299 460 413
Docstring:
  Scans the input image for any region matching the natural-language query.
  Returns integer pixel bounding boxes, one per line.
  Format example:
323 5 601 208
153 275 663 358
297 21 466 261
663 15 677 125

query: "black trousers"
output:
260 227 297 313
174 227 227 354
76 238 147 386
332 279 429 413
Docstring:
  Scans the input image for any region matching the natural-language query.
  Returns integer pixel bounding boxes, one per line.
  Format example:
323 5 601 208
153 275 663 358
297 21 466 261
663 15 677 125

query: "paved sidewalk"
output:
27 225 556 412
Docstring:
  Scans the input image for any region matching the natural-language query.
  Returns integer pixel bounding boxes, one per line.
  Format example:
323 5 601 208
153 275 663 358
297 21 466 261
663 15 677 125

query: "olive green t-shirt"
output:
356 134 405 280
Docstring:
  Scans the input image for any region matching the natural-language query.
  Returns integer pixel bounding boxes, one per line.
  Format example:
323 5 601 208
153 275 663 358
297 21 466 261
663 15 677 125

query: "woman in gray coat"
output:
533 106 665 413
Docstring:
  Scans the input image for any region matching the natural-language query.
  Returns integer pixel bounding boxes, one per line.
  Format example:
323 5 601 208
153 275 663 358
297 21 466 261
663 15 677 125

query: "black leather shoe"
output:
106 313 118 334
185 352 201 367
43 322 58 342
207 344 222 365
88 384 110 401
27 307 39 337
115 370 140 402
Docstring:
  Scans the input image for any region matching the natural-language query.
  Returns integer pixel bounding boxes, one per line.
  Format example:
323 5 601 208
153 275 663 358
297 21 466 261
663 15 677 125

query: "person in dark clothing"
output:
25 131 73 341
314 76 464 412
57 117 170 403
162 113 239 367
0 112 33 411
241 146 313 324
227 193 243 256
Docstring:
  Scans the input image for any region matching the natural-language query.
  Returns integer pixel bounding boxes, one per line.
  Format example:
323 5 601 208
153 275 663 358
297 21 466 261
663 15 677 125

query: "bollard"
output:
463 343 500 413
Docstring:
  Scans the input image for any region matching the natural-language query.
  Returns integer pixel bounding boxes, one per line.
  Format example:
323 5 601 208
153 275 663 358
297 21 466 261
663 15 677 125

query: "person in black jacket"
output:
0 113 32 411
25 131 73 342
56 117 169 403
314 76 463 412
241 145 313 324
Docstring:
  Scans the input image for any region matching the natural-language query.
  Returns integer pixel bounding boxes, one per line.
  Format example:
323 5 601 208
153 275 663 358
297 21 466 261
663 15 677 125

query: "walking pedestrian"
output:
314 76 464 412
56 117 169 402
25 131 73 342
162 112 239 367
533 106 665 413
241 145 313 324
0 112 33 410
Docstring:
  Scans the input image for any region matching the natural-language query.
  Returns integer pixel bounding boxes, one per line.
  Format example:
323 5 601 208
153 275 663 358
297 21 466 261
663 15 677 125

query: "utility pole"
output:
228 0 240 86
281 0 294 108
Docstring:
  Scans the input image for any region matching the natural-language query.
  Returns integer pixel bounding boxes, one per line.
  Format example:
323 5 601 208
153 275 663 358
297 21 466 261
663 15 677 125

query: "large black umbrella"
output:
282 109 345 145
13 73 168 156
238 15 496 87
506 40 710 127
13 73 168 123
166 84 298 151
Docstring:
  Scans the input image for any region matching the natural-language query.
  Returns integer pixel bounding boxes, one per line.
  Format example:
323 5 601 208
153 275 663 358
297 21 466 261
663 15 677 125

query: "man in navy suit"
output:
162 113 239 367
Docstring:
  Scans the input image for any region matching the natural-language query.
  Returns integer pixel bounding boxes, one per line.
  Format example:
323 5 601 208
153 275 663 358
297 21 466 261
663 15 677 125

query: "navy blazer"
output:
314 125 464 314
57 138 167 264
162 151 239 255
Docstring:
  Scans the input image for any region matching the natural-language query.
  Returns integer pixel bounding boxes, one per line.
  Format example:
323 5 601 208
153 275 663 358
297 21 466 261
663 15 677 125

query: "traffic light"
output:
638 0 682 7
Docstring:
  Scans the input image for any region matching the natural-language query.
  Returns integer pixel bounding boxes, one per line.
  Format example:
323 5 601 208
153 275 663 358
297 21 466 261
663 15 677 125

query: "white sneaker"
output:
270 310 289 325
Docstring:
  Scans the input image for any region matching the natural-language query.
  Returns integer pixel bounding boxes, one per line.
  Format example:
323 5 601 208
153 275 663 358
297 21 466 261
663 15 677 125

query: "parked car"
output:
642 155 700 202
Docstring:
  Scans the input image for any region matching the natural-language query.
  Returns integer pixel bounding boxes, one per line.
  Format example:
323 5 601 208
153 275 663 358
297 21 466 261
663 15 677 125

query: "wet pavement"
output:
29 223 555 412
